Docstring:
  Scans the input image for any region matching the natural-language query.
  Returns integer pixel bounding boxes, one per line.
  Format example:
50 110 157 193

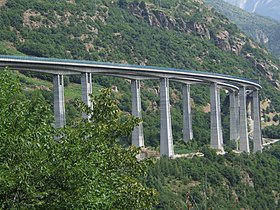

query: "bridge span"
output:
0 55 262 156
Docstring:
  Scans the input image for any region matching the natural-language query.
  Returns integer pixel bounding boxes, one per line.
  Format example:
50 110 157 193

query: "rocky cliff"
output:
124 1 279 88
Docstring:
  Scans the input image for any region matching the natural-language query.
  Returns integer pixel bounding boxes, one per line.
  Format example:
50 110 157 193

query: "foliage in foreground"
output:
0 70 157 209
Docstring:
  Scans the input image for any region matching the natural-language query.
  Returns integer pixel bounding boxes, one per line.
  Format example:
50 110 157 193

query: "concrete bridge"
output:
0 55 262 156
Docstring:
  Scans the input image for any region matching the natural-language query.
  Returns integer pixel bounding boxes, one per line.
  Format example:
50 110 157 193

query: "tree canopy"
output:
0 70 157 209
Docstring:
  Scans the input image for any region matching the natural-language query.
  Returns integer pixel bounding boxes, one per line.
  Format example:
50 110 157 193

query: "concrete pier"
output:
236 93 240 141
210 83 223 150
160 78 174 157
183 84 193 142
229 91 238 141
239 86 249 152
247 96 254 134
1 55 263 157
253 90 262 152
81 72 92 119
53 75 65 128
217 87 223 146
131 79 144 147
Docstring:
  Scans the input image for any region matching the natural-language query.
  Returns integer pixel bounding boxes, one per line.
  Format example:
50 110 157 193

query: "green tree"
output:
118 0 127 8
0 70 157 209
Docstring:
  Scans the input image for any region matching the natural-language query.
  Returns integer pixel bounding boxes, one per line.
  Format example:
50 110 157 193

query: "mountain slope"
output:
1 0 280 144
1 1 280 209
0 1 279 79
224 0 280 22
205 0 280 59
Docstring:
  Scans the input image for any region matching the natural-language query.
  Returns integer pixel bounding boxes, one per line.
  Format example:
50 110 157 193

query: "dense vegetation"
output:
148 145 280 209
0 70 157 209
1 0 280 148
1 68 280 210
0 0 280 209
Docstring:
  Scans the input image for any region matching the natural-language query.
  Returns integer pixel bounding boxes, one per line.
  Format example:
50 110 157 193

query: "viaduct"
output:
0 55 262 156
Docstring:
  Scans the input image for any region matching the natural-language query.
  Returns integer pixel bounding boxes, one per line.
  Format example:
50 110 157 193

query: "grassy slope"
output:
0 41 25 56
16 72 103 101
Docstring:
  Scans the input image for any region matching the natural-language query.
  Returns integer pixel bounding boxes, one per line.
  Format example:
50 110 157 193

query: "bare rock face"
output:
127 2 211 39
127 1 262 58
215 30 231 52
111 85 118 93
215 30 245 54
255 60 280 89
256 29 269 44
187 22 211 39
272 80 280 89
128 2 176 29
0 0 6 7
247 55 280 89
153 10 176 29
241 171 254 187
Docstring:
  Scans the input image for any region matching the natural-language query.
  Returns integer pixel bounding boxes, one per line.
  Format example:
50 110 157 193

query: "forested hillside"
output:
1 0 280 147
1 0 280 209
205 0 280 59
147 144 280 209
1 65 280 209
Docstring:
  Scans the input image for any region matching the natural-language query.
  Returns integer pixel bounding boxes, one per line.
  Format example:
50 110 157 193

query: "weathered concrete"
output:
229 91 238 141
81 72 92 119
236 92 240 141
247 96 254 134
53 75 65 128
210 83 223 150
160 78 174 157
131 79 144 147
239 86 249 152
183 84 193 142
217 87 223 147
253 90 262 152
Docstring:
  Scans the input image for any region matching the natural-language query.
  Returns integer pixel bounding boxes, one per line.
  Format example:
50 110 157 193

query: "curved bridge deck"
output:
0 55 261 89
0 55 263 155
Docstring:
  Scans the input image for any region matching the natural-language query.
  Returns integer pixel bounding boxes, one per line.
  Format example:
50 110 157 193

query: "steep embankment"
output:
1 0 280 145
205 0 280 59
224 0 280 22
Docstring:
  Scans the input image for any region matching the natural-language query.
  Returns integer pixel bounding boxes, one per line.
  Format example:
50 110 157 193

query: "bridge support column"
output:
229 91 238 141
239 86 249 152
53 75 65 128
217 87 223 146
131 79 144 147
236 93 240 141
81 72 92 119
160 78 174 157
247 96 254 136
183 84 193 142
210 83 223 150
253 90 262 152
